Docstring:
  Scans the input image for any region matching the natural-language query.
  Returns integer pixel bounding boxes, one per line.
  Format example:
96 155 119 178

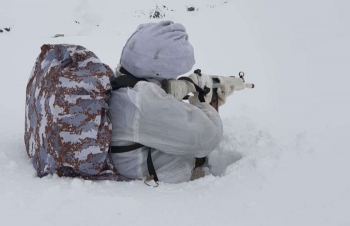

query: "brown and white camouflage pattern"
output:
25 44 118 179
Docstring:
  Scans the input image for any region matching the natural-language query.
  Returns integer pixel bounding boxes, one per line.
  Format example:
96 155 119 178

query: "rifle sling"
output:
177 77 210 103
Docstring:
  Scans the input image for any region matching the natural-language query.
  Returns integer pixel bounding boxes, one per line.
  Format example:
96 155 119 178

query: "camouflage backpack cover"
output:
25 44 118 180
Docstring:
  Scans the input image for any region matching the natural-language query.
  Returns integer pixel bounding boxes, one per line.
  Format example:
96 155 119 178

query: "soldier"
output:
108 21 235 183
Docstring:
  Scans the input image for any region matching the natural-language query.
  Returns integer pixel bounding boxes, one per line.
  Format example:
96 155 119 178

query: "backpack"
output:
24 44 118 180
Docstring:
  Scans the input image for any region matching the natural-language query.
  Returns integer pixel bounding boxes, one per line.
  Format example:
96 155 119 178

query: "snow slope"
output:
1 0 349 225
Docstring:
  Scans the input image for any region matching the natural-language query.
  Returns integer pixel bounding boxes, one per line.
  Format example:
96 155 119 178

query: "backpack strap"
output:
147 148 159 182
110 67 159 182
110 143 144 153
110 67 146 90
111 74 146 90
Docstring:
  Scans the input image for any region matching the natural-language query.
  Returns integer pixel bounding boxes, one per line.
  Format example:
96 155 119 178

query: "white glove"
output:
216 76 242 106
188 72 213 104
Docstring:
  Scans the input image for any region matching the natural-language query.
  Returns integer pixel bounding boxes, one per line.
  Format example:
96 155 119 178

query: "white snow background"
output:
1 0 350 225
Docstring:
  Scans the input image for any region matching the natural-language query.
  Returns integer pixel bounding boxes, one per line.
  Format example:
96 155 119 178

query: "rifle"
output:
175 69 254 112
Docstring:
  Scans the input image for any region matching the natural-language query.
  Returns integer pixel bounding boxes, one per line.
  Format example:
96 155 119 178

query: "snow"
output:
1 0 350 225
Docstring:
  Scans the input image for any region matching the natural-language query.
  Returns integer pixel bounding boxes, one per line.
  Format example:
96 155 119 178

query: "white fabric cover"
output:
216 76 245 106
120 21 195 79
108 81 223 183
188 72 213 104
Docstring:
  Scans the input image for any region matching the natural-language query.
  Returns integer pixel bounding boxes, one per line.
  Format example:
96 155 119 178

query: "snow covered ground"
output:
1 0 349 225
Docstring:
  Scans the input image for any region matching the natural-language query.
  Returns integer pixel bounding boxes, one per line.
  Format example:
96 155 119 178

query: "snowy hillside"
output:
1 0 350 225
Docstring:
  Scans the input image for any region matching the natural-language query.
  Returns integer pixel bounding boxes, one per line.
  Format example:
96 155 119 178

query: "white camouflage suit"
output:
109 79 223 183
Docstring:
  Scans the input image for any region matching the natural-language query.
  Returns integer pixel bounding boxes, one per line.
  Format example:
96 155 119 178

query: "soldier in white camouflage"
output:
109 21 224 183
